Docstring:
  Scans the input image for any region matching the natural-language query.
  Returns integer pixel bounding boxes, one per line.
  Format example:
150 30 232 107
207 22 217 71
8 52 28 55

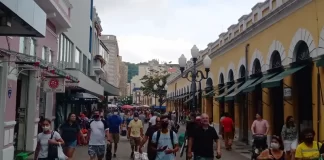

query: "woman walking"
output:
34 118 65 160
281 116 298 160
60 113 85 159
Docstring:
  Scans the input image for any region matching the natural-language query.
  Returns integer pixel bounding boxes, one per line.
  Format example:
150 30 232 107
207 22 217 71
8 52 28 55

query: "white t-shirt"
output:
149 116 157 125
37 131 62 158
88 120 109 145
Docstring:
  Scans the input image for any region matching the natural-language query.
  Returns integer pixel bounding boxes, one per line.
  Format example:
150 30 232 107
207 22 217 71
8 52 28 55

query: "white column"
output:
25 71 38 151
0 60 9 159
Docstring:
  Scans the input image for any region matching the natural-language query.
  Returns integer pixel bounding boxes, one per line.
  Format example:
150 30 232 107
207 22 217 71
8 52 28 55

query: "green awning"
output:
242 72 279 93
261 65 306 88
224 78 259 101
316 58 324 67
202 90 215 97
215 82 243 101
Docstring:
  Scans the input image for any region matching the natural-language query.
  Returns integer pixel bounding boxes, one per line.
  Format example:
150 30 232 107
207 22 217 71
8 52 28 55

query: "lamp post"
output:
154 79 168 110
178 45 212 111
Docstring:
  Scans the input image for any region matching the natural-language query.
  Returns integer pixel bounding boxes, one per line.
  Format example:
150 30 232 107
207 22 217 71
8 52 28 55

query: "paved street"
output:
74 123 249 160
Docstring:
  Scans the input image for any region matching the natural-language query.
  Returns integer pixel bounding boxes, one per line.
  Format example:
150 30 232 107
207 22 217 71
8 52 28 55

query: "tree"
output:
140 71 170 96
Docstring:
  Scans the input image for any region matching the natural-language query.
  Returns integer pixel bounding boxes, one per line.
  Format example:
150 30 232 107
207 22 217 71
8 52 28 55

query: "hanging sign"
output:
43 78 65 92
7 83 12 98
283 87 292 99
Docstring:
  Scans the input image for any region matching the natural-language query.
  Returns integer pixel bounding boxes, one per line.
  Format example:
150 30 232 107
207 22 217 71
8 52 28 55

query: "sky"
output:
94 0 264 64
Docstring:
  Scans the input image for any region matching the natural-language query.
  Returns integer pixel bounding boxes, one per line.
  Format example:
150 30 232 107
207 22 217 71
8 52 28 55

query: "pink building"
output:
0 0 74 159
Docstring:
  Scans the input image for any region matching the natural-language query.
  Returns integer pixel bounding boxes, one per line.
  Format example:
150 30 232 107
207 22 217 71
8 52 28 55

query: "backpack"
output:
156 130 175 148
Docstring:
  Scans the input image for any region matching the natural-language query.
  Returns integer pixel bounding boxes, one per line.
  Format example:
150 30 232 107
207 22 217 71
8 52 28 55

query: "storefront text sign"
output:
43 78 65 93
7 83 12 98
283 87 292 99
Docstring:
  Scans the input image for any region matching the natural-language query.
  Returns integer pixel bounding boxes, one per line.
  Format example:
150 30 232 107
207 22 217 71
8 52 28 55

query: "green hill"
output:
125 62 139 82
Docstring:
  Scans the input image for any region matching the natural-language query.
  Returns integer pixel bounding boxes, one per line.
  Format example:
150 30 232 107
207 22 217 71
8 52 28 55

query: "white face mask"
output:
134 117 139 121
42 126 50 131
114 112 118 115
270 143 279 149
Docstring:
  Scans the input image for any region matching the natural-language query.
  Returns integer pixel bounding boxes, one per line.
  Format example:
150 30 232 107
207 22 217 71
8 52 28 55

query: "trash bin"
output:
15 152 29 160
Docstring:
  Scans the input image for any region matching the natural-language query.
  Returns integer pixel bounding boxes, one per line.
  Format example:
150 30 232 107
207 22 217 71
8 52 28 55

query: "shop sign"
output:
283 87 292 99
43 78 65 93
7 83 12 98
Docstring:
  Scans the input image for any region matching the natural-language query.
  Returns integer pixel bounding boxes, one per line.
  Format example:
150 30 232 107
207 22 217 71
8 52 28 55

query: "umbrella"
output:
142 105 150 108
121 105 133 109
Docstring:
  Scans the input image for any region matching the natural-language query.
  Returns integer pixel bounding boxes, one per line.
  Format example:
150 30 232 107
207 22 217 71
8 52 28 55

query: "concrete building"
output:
118 56 128 96
0 0 74 159
100 35 120 88
131 59 178 105
166 0 324 145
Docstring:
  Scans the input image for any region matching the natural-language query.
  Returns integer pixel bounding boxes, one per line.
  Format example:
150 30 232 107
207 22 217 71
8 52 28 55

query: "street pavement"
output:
73 123 250 160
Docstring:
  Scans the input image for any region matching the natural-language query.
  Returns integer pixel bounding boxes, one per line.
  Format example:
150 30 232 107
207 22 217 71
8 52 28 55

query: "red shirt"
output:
222 117 233 132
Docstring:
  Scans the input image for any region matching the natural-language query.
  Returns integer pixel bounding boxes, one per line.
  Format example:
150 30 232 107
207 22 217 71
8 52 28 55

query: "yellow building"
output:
166 0 324 144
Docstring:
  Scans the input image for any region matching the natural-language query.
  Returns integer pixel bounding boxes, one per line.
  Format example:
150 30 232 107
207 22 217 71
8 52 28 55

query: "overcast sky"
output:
94 0 264 63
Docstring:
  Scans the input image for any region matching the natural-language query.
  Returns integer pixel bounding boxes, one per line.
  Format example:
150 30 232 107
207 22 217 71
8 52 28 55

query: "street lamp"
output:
153 81 167 110
178 45 212 111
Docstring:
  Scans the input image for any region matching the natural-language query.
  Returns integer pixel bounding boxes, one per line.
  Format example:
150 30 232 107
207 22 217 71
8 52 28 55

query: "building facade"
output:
0 0 74 159
118 56 128 96
167 0 324 145
100 35 120 88
131 59 178 105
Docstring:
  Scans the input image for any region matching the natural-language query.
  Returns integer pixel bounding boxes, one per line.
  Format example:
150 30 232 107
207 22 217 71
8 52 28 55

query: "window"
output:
89 27 93 53
87 59 91 76
41 47 45 60
49 50 52 63
19 37 24 53
82 54 87 74
58 34 73 68
75 48 80 69
90 0 93 20
30 38 35 56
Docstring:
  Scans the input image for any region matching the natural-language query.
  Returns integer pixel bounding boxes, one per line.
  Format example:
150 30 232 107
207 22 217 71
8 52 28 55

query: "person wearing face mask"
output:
295 128 322 160
87 110 111 160
139 117 161 160
257 135 285 160
281 116 298 160
107 110 122 158
128 112 144 158
151 115 179 160
59 113 85 159
34 118 65 160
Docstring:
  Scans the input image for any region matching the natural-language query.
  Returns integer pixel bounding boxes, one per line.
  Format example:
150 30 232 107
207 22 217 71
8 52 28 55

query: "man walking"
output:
151 115 179 160
87 110 111 160
107 110 122 158
128 112 144 158
188 113 222 160
139 117 161 160
222 112 235 150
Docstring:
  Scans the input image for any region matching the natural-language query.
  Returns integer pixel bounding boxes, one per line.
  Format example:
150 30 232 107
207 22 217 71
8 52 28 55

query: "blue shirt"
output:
151 131 178 160
108 115 122 133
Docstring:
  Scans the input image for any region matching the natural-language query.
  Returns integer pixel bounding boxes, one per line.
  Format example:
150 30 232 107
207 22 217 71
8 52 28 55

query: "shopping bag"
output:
56 143 68 160
133 152 148 160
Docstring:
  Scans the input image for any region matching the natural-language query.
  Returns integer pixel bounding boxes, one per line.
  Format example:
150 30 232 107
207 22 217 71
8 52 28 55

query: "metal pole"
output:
191 59 197 111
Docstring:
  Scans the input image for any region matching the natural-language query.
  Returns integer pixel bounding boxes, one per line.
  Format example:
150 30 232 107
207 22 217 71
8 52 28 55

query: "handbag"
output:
57 143 67 160
47 131 58 158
